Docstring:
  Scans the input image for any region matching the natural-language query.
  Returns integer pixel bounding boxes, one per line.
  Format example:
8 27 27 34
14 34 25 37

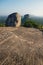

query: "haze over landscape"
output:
0 0 43 16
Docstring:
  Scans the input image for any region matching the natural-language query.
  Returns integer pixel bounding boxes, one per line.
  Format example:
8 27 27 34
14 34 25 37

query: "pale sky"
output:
0 0 43 16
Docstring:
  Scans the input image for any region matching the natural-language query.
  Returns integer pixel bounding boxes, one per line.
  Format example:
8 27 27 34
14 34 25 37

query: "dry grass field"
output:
0 27 43 65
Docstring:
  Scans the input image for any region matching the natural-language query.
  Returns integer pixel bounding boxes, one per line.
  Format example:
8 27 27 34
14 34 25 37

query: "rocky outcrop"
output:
0 27 43 65
21 14 29 25
24 14 29 19
5 12 21 27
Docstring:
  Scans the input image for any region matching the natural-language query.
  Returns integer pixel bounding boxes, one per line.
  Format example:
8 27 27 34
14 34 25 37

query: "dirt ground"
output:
0 27 43 65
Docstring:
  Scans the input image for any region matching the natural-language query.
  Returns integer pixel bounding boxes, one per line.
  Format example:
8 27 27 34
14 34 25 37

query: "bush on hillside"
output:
0 23 5 27
23 19 43 29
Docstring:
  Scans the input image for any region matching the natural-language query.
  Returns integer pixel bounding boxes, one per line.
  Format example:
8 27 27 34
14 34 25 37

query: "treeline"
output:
0 20 5 27
0 14 43 31
22 19 43 30
0 16 7 27
21 14 43 31
0 18 43 30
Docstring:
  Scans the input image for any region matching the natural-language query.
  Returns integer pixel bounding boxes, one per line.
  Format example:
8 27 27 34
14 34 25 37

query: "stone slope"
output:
0 27 43 65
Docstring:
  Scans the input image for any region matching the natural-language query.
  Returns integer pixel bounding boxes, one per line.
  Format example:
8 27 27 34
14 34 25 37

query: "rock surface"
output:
5 13 21 27
0 27 43 65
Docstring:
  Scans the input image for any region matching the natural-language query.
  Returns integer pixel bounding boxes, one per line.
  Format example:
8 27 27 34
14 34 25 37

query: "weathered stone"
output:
21 14 29 25
0 27 43 65
24 14 29 19
5 12 21 27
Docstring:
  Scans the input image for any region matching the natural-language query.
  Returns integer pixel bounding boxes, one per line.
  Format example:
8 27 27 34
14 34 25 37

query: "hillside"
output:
0 27 43 65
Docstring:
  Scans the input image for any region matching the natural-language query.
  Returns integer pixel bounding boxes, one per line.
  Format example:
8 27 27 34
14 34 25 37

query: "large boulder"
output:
21 14 29 25
24 14 29 19
5 12 21 27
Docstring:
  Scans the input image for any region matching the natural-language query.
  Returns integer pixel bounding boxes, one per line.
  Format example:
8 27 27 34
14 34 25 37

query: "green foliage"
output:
23 20 33 27
23 19 43 29
0 23 5 27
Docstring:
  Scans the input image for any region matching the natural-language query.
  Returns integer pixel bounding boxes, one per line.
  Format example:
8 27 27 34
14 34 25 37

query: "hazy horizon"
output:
0 0 43 17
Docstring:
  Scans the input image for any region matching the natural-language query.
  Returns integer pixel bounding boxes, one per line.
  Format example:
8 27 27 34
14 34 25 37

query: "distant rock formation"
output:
5 12 21 27
21 14 29 25
24 14 29 19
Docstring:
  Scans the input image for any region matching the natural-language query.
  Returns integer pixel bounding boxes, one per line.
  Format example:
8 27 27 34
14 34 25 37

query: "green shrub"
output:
23 20 33 27
23 19 43 29
0 23 5 27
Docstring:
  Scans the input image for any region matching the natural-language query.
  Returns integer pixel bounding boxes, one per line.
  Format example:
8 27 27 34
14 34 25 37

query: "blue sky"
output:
0 0 43 16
